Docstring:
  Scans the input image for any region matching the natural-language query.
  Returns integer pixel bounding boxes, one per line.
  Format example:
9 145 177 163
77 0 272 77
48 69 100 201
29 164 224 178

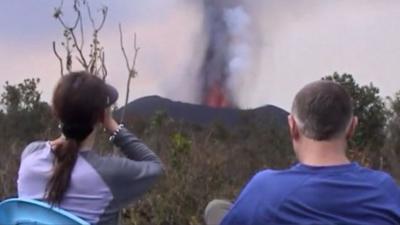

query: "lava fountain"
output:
199 0 252 108
205 82 230 108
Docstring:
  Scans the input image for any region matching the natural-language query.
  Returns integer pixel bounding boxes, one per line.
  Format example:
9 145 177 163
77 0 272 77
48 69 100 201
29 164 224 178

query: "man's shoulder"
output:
245 167 312 196
251 168 289 181
358 166 399 191
249 164 399 195
228 168 314 219
252 166 311 181
354 165 397 185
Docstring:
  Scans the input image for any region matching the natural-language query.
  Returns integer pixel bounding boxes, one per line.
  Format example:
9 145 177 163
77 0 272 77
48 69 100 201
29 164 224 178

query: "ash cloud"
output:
197 0 258 107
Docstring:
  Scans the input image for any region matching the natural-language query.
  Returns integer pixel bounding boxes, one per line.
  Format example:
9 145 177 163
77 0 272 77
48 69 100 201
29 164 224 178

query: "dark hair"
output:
291 80 353 141
46 71 109 204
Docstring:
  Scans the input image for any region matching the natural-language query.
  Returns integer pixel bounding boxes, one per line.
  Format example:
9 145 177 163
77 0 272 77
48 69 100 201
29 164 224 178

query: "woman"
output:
17 71 164 224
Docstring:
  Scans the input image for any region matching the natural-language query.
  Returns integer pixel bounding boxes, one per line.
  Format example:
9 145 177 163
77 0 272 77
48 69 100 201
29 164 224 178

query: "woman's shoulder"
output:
21 141 49 160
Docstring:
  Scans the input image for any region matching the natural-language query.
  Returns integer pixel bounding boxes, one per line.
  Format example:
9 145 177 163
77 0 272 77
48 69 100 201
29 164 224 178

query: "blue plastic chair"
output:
0 198 89 225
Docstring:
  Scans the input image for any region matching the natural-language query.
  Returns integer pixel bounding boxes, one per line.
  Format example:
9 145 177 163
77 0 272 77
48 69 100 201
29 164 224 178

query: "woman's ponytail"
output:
45 139 80 205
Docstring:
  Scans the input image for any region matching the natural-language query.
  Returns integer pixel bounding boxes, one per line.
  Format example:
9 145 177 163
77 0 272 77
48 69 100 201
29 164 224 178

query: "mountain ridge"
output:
116 95 289 127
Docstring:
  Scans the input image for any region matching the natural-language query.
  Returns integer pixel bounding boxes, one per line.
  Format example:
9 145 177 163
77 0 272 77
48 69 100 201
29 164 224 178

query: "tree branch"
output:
119 23 140 123
52 41 64 76
100 50 108 80
119 24 131 71
78 8 84 50
87 2 108 31
131 33 140 76
56 0 80 31
53 0 108 78
69 29 89 70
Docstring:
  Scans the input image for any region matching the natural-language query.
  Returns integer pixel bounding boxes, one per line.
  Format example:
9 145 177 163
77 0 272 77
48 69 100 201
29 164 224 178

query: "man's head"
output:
288 80 357 150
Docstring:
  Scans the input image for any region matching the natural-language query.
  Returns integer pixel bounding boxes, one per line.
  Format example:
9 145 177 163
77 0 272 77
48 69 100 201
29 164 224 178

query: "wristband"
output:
109 124 124 142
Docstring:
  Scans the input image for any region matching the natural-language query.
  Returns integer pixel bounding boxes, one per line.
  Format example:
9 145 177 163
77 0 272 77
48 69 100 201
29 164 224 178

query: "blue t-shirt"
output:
221 163 400 225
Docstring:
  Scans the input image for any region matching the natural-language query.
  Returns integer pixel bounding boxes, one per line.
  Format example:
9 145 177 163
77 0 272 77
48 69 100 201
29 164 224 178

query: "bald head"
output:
291 80 353 141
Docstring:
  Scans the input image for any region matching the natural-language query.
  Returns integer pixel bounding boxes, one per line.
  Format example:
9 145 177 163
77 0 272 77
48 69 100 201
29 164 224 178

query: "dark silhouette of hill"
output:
116 95 289 127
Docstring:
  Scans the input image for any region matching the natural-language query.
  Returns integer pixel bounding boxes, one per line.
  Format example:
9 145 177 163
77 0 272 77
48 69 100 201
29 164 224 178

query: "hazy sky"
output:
1 0 400 110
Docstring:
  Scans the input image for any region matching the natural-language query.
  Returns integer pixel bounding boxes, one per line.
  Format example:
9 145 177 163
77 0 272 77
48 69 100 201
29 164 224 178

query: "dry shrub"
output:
120 117 294 225
0 113 397 225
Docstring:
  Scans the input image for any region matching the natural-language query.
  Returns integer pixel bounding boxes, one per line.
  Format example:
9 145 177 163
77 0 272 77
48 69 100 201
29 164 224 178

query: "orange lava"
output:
205 82 230 108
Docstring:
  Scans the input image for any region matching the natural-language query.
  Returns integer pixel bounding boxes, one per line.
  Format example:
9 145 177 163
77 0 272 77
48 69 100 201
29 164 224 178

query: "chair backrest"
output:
0 198 89 225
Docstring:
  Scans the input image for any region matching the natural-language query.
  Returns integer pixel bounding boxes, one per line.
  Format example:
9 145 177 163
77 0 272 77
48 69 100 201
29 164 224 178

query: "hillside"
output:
116 95 289 127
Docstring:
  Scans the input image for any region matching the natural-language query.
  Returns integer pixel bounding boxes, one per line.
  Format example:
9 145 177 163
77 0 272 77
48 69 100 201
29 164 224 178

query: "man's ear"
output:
288 115 300 140
346 116 358 139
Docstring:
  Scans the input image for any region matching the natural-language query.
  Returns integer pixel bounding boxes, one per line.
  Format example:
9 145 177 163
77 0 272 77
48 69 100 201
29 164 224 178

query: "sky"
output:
1 0 400 111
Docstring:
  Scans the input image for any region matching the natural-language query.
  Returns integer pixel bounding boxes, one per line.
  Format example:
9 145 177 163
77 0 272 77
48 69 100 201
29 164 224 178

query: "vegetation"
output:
324 73 388 152
324 72 400 173
383 91 400 178
99 111 293 225
0 78 56 198
0 73 399 224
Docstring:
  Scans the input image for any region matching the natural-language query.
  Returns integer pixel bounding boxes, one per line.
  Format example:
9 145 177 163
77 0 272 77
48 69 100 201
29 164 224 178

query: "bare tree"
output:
119 24 140 123
52 0 140 123
52 0 108 79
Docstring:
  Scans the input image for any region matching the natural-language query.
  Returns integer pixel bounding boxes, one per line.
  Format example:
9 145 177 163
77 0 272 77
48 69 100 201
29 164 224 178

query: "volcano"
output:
116 95 289 128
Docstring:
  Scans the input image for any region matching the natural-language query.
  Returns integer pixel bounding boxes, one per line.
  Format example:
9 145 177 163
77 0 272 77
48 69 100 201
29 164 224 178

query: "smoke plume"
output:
199 0 255 108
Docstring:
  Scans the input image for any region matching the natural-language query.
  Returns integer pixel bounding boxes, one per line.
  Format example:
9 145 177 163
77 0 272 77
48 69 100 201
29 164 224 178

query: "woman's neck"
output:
80 129 96 150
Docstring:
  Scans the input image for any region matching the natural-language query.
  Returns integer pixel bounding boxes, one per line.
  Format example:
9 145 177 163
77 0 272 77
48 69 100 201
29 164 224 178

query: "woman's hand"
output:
50 135 66 150
103 107 119 133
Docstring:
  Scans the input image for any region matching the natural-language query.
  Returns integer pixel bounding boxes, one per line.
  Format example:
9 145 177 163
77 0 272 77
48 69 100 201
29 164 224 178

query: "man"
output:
206 80 400 225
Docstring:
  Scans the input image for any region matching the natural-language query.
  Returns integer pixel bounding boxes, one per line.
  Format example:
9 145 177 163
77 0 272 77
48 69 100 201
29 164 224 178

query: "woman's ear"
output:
288 115 300 140
98 108 107 123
